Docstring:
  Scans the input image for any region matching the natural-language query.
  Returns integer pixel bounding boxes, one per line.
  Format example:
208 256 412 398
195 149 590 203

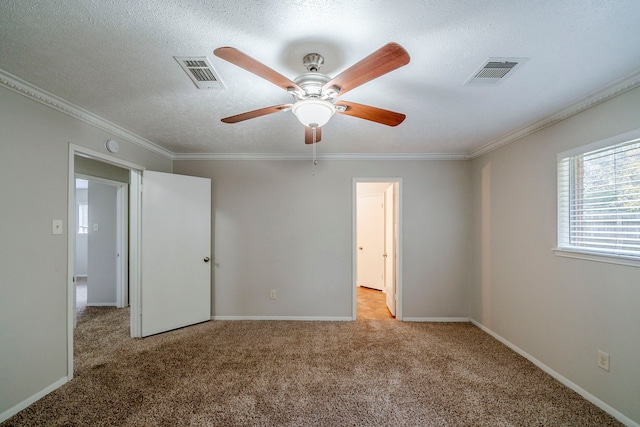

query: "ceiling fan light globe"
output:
292 99 335 127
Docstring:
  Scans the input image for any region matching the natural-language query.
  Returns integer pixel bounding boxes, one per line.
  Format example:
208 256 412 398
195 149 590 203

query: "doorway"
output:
67 144 143 378
353 179 402 320
74 175 128 324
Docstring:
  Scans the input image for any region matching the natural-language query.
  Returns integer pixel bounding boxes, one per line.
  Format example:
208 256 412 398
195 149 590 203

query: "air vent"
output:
174 56 225 89
465 57 529 86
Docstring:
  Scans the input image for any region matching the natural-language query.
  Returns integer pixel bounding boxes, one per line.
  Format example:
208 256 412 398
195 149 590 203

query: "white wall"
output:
469 86 640 424
358 182 391 196
87 181 117 305
173 159 470 320
0 86 172 419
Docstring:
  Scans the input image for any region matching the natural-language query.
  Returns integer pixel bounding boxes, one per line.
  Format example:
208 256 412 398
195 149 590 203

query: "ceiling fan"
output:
213 43 410 145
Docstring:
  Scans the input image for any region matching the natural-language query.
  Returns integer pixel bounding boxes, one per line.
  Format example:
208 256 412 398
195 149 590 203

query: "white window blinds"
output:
558 137 640 257
78 203 89 234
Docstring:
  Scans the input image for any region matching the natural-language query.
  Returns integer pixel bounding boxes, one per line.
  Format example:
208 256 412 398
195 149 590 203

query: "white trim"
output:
67 148 76 375
0 69 173 160
403 317 470 322
553 248 640 268
173 152 470 161
73 145 147 171
128 170 142 338
212 315 352 321
471 319 639 427
469 70 640 159
86 303 118 307
75 174 126 187
0 376 68 423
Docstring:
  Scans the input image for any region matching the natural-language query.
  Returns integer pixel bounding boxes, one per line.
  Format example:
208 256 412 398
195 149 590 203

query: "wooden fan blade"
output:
323 43 410 97
214 47 302 93
221 104 292 124
304 126 322 144
335 101 406 126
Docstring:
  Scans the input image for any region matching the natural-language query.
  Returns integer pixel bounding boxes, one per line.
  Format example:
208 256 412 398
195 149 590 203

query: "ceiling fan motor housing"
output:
293 72 332 100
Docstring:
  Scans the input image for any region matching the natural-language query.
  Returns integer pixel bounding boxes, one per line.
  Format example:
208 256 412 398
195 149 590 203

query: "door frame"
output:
384 183 396 316
67 144 144 378
352 178 403 320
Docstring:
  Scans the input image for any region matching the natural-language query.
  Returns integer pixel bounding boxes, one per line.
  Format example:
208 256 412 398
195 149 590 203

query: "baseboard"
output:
212 315 353 321
470 319 639 427
212 316 472 322
0 376 68 423
403 317 470 322
86 303 117 307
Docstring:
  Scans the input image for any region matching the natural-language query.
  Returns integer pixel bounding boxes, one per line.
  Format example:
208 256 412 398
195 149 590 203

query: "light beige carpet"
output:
2 307 622 426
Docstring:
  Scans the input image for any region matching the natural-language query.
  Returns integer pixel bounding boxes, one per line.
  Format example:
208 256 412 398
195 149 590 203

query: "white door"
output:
384 185 396 316
140 171 211 337
357 194 384 290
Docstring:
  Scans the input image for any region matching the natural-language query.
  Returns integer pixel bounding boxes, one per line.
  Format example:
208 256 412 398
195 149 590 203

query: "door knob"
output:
204 257 210 262
359 247 363 250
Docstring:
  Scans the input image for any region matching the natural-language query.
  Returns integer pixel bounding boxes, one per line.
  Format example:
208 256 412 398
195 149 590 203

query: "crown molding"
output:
4 65 639 163
469 70 640 159
0 69 174 160
172 152 470 161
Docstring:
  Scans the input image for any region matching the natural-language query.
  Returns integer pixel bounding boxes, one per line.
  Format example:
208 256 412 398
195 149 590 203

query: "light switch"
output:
52 219 63 235
93 223 99 232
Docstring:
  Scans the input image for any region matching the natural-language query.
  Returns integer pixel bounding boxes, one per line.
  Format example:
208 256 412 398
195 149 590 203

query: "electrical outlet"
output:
597 350 610 372
269 290 276 300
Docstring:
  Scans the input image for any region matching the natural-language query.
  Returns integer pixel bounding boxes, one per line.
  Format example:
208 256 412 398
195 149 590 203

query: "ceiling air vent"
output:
465 57 529 86
174 56 225 89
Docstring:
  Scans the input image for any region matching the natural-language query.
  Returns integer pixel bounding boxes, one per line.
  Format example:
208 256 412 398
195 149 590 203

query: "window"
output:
557 133 640 260
78 203 88 234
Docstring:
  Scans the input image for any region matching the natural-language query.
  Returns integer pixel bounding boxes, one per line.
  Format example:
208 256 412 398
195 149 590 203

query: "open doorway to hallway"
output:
74 175 128 321
67 144 145 379
354 179 402 320
357 286 394 319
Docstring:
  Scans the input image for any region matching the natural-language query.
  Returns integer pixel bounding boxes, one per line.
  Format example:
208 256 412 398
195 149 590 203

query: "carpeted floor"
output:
2 307 622 426
76 280 87 316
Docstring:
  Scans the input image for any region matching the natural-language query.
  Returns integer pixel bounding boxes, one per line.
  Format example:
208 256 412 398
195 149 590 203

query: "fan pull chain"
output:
312 125 318 176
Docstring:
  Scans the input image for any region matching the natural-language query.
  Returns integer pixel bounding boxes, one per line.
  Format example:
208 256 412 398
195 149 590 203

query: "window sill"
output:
553 248 640 268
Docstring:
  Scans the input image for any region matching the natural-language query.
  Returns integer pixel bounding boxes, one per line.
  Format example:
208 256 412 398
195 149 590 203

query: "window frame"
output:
555 128 640 268
77 202 89 235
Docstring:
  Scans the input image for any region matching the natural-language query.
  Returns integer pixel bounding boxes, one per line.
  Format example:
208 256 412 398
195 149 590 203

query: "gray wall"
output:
75 188 88 276
87 181 117 305
469 86 640 423
76 156 130 183
173 159 471 320
0 86 171 417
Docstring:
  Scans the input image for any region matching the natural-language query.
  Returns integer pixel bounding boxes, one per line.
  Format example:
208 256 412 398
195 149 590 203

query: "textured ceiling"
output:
1 0 640 156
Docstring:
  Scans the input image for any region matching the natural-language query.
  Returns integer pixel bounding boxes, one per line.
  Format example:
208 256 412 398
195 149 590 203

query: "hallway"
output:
357 286 394 320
